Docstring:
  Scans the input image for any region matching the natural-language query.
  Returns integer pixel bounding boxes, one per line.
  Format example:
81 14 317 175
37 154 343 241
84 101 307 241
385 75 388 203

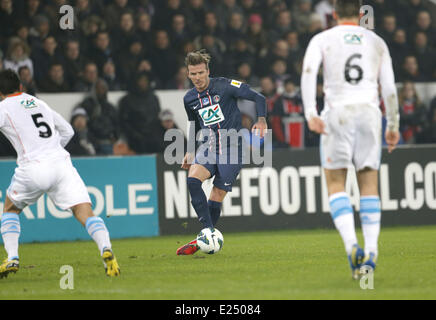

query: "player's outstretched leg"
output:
359 196 381 272
177 177 214 256
329 192 363 279
72 203 120 276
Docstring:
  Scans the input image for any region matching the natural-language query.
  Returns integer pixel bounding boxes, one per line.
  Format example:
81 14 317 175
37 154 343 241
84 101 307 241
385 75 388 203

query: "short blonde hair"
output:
185 49 211 69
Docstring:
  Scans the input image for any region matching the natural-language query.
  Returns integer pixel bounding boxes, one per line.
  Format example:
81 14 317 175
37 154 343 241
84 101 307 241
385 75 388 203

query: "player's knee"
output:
3 197 22 214
210 187 227 202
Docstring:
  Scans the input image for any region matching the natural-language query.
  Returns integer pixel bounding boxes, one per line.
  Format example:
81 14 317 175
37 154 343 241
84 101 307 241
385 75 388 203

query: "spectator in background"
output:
194 33 226 76
136 12 153 48
270 78 310 149
75 0 98 24
260 0 287 30
202 11 223 39
378 13 397 46
14 22 31 45
0 0 17 41
63 39 86 89
22 0 44 28
412 31 435 80
299 12 324 48
66 107 97 156
269 58 290 94
102 60 122 91
258 39 290 76
183 0 208 37
420 96 436 143
3 38 34 77
75 61 99 92
235 62 259 88
18 65 37 95
117 36 147 89
149 30 178 88
240 0 260 17
28 14 51 53
136 59 157 88
215 0 243 31
225 12 246 48
31 35 64 85
112 10 137 54
223 38 255 76
136 0 155 16
89 31 115 74
118 72 162 154
410 10 436 47
104 0 131 31
80 15 106 53
246 13 268 57
260 75 280 114
398 81 428 144
268 10 294 45
77 78 119 154
399 55 428 82
285 31 304 70
293 0 313 34
154 109 186 154
166 65 191 90
154 0 184 30
390 29 410 76
38 62 70 92
169 14 191 51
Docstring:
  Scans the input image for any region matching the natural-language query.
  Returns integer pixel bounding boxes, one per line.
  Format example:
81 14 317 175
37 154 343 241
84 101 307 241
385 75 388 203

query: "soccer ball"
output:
196 228 224 254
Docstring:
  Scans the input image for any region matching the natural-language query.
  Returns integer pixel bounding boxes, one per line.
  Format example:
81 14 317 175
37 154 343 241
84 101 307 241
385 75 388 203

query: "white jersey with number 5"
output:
0 92 73 166
301 24 399 130
0 92 91 210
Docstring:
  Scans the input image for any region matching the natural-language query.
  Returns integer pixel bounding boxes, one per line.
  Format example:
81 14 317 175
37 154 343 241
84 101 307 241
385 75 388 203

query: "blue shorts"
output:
194 147 243 192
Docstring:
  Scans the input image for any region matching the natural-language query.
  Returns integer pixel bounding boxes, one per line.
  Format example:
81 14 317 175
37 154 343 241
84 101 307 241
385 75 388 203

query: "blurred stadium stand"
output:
0 0 436 156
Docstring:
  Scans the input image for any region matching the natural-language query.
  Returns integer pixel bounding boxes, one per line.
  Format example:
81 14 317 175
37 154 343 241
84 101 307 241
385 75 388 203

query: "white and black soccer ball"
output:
196 228 224 254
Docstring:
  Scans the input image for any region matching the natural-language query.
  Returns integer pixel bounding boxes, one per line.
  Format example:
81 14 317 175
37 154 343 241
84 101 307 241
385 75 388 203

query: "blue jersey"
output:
183 77 266 154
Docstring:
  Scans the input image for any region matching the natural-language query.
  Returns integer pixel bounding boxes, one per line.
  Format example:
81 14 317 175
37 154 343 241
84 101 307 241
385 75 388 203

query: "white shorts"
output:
320 104 382 171
7 156 91 210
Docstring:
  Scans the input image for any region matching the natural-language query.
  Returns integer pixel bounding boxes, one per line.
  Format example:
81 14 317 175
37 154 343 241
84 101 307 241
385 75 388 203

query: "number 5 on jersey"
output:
32 113 52 138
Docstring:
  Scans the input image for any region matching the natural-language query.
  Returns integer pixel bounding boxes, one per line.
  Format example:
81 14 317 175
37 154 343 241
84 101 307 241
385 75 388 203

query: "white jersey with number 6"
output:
301 24 399 130
301 24 399 171
0 92 91 210
0 92 73 166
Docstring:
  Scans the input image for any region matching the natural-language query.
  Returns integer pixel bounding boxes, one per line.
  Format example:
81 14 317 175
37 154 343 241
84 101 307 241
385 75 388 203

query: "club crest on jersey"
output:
213 95 220 103
20 98 36 109
202 97 210 106
199 104 225 126
344 34 363 45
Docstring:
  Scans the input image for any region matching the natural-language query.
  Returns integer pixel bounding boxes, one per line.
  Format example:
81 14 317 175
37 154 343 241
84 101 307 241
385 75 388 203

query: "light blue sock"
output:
85 216 111 255
329 192 358 255
1 213 21 261
360 196 381 257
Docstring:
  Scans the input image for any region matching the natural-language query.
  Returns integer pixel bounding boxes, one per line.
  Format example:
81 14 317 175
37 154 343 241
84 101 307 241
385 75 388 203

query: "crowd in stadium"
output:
0 0 436 157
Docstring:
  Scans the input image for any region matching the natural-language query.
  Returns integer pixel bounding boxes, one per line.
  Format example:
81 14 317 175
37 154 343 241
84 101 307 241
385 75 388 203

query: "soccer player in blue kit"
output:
176 50 268 255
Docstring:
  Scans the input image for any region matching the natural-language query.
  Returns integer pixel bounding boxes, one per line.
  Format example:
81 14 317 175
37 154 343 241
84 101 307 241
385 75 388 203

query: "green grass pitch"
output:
1 225 435 300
